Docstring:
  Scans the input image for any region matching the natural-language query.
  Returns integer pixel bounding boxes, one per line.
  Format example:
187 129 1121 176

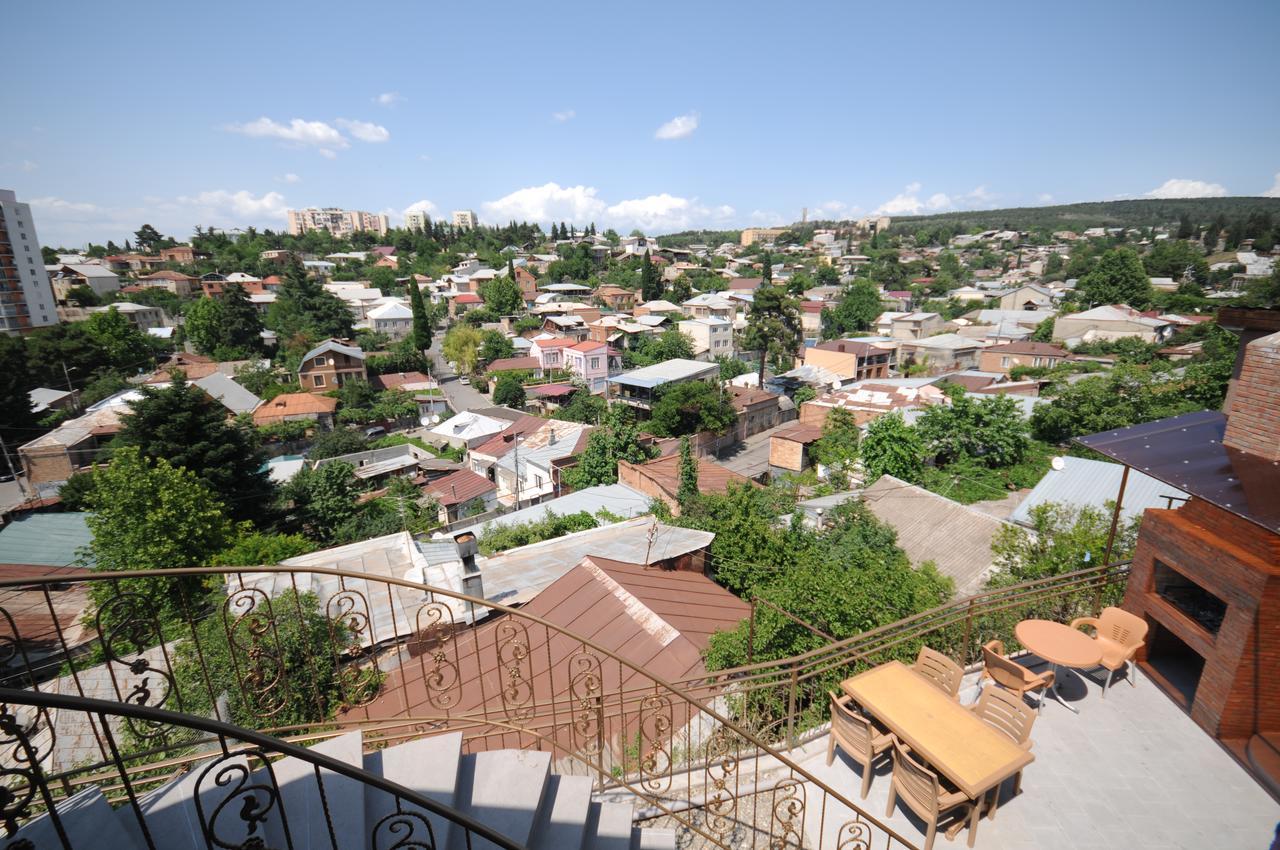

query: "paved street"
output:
427 336 489 413
714 422 793 480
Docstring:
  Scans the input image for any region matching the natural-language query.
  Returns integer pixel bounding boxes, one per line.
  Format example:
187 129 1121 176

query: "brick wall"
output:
1223 329 1280 460
769 436 807 472
1124 501 1280 740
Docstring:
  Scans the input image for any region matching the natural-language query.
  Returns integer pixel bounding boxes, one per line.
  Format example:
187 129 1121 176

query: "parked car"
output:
459 375 471 385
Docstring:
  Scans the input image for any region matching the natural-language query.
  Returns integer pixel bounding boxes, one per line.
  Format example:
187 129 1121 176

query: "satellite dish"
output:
1050 456 1066 471
430 414 442 425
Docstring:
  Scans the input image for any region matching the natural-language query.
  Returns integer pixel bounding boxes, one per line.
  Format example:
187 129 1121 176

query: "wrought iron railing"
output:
0 566 918 850
0 687 526 850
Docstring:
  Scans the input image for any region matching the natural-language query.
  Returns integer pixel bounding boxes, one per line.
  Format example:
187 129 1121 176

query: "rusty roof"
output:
422 469 497 506
622 454 752 501
251 392 338 424
727 385 780 411
773 424 823 444
470 415 548 459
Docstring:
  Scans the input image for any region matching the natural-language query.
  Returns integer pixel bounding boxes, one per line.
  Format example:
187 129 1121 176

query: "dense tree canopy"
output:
820 280 882 339
860 411 923 483
184 284 264 359
562 406 654 489
916 391 1030 467
268 258 354 342
647 380 738 437
1076 247 1153 309
741 285 803 386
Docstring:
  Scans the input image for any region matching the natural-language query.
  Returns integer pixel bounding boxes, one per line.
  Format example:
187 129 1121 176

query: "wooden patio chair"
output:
826 691 895 799
1070 606 1148 698
884 740 978 850
979 639 1055 713
968 685 1035 815
913 646 963 700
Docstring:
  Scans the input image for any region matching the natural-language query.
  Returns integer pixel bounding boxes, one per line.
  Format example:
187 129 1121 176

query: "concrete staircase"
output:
9 730 675 850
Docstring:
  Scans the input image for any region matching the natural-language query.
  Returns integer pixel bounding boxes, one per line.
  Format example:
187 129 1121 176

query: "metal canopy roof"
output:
1075 410 1280 534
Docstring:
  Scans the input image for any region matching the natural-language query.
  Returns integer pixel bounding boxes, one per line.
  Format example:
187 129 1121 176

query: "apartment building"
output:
404 210 432 231
287 207 389 237
740 227 786 247
451 210 478 229
0 189 58 332
677 317 734 360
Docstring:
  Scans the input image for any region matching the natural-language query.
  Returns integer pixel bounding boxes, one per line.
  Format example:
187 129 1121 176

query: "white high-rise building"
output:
404 210 432 231
0 189 58 333
286 207 389 237
451 210 478 230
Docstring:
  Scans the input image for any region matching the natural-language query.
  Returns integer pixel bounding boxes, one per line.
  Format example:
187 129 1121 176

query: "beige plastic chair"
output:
826 692 895 799
913 646 963 700
884 741 977 850
980 640 1055 713
1070 607 1148 697
968 685 1035 814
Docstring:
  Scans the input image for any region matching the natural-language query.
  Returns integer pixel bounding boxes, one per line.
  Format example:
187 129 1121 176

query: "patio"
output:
791 661 1279 850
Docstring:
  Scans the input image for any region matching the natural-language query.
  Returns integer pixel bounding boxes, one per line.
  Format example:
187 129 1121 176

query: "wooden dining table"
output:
841 661 1034 840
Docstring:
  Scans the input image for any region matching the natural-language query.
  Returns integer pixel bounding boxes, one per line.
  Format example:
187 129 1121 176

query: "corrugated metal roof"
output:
1009 457 1188 528
448 484 652 538
0 513 94 569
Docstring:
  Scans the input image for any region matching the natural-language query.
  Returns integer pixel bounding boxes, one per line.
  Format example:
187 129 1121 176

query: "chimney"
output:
1223 329 1280 461
452 531 483 616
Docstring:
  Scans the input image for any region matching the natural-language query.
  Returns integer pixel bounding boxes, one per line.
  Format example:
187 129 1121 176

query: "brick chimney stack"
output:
1223 329 1280 461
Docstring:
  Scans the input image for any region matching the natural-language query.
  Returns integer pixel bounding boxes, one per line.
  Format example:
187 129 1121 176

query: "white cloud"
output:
1146 178 1228 199
483 182 607 224
654 112 699 140
1262 172 1280 198
335 118 390 143
21 160 38 173
374 92 404 107
401 200 439 224
226 117 349 151
176 189 289 220
1037 193 1055 204
318 149 338 160
926 193 952 210
280 173 301 183
604 194 731 233
552 109 576 122
873 182 998 215
29 196 103 216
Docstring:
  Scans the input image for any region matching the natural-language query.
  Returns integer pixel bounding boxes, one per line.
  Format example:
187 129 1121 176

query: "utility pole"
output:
61 362 79 413
0 435 29 500
512 436 522 509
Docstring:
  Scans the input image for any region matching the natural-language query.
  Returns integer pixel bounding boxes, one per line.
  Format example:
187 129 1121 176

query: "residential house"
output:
802 339 894 383
312 444 446 486
448 292 483 318
1009 457 1188 529
563 339 618 392
136 270 197 297
366 300 414 341
594 285 637 311
430 411 513 453
799 381 947 427
192 372 262 416
159 245 195 265
251 393 338 429
485 356 543 379
727 385 790 440
998 284 1056 311
633 299 683 318
18 390 138 484
609 359 719 414
464 414 546 481
677 317 734 360
298 339 367 391
768 424 824 474
48 264 121 302
513 266 539 304
616 453 752 516
28 387 77 416
881 311 944 340
528 335 576 372
1052 304 1176 346
421 469 499 525
977 341 1071 376
682 294 736 321
899 333 985 374
85 302 164 330
798 301 824 338
492 420 592 507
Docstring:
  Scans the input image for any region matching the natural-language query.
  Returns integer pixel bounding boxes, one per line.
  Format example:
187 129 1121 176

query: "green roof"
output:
0 513 94 568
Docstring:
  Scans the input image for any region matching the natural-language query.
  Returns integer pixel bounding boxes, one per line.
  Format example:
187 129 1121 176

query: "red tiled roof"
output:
624 454 752 501
453 293 483 304
485 356 541 373
369 371 433 390
423 469 496 506
727 384 780 410
800 301 825 312
568 340 607 352
531 337 576 348
252 393 338 424
140 270 197 281
526 383 579 398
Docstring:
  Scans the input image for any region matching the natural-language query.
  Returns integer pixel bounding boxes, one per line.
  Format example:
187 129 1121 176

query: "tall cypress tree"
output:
408 279 432 351
761 250 773 286
640 250 663 302
677 436 699 509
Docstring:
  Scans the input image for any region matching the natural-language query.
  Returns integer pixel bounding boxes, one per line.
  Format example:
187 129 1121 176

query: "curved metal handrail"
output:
0 686 528 850
0 563 920 849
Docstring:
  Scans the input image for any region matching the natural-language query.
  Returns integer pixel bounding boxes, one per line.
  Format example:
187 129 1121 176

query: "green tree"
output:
810 407 859 485
988 501 1139 587
285 462 359 543
83 307 157 375
676 436 700 508
916 391 1030 467
1077 247 1153 309
369 266 398 294
621 327 695 369
1243 264 1280 308
563 406 656 489
133 224 165 253
442 324 483 375
761 250 773 287
551 389 608 424
1143 239 1208 285
83 447 234 618
640 250 663 301
477 330 516 367
184 292 261 359
115 373 274 522
492 372 527 408
408 279 433 351
306 427 368 460
648 381 738 437
1030 316 1055 342
741 285 803 387
0 335 36 450
268 257 354 341
64 284 101 306
1029 364 1197 444
213 531 317 566
820 280 881 339
479 273 524 315
716 355 752 381
861 412 923 482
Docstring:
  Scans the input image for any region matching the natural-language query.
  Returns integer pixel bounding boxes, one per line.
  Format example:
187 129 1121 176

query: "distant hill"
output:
655 197 1280 244
885 197 1280 235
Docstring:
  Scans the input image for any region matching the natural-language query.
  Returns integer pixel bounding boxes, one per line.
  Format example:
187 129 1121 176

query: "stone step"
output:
364 731 464 850
584 801 634 850
447 748 552 850
527 774 594 850
256 730 365 850
128 752 251 850
631 826 677 849
10 786 142 850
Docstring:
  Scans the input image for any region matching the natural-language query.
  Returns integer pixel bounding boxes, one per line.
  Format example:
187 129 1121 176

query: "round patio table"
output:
1014 619 1102 713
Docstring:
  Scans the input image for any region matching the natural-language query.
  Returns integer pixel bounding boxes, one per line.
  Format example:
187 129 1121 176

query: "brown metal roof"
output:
773 424 823 444
1075 410 1280 535
422 469 497 506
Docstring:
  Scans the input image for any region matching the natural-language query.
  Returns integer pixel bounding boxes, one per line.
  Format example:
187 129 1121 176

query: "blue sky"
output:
4 0 1279 247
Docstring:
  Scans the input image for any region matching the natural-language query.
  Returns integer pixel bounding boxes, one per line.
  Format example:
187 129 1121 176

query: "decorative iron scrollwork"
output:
703 725 739 838
0 707 48 838
835 818 873 850
494 620 534 722
637 693 673 795
0 611 53 766
194 749 291 850
568 648 604 758
372 803 437 850
414 602 460 710
769 777 805 849
96 591 178 741
223 588 288 719
326 588 379 709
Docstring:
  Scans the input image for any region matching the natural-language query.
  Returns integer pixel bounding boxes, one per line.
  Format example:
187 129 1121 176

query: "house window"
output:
1000 357 1011 368
314 356 326 367
590 357 600 369
313 374 325 387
